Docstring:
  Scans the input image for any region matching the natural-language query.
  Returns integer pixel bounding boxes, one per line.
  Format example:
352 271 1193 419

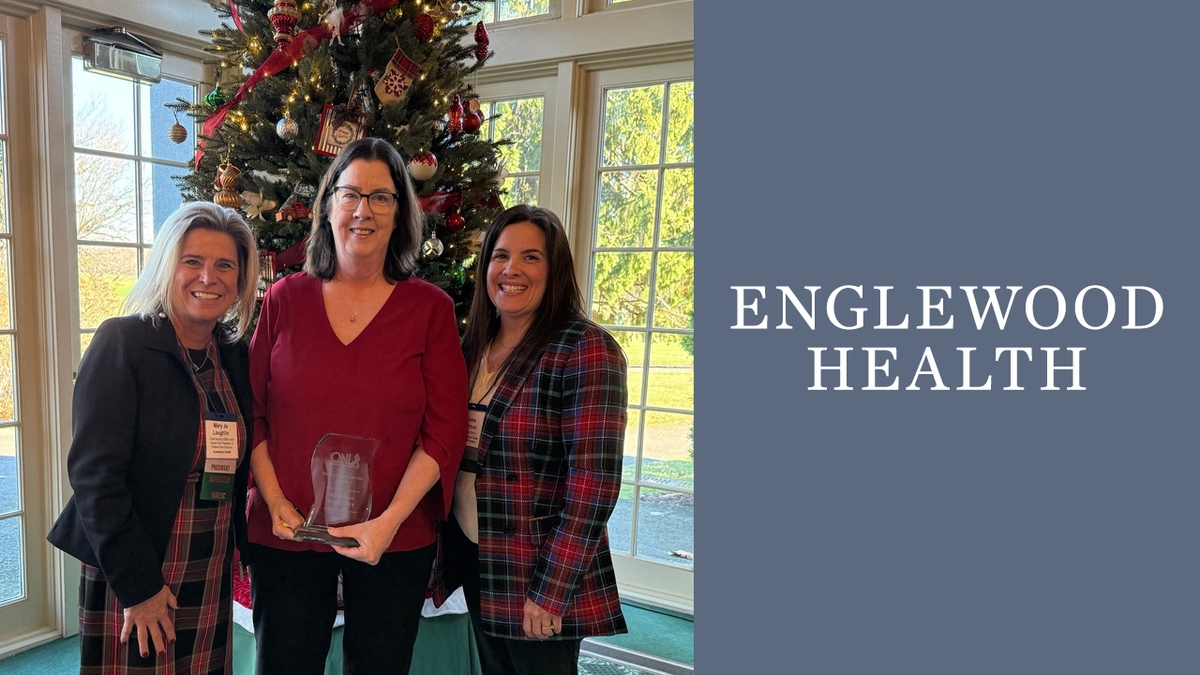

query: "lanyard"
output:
178 337 238 501
182 343 227 415
471 345 504 406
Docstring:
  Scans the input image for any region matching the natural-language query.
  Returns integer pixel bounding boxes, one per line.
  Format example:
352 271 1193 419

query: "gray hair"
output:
124 201 260 340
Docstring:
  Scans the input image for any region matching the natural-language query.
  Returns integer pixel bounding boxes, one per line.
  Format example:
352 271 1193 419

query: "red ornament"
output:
462 110 483 134
447 93 464 135
445 211 466 233
474 21 490 62
413 12 434 43
268 0 301 46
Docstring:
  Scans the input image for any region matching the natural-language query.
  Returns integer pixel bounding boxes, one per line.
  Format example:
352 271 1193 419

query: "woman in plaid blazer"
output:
436 204 628 675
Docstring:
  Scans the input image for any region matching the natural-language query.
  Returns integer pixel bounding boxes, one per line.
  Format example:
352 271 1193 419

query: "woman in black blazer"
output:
48 202 258 674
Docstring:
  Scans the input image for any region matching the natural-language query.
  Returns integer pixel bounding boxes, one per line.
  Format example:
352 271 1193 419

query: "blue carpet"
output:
0 637 78 675
2 634 670 674
593 603 694 666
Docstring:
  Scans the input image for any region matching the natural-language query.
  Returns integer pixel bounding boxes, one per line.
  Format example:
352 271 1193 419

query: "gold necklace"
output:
486 336 520 371
333 275 383 323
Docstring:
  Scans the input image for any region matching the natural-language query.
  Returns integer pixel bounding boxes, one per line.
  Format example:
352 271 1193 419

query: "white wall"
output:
0 0 219 53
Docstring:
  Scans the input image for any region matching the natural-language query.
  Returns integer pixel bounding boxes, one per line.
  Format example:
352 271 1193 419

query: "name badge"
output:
201 412 238 501
460 403 487 473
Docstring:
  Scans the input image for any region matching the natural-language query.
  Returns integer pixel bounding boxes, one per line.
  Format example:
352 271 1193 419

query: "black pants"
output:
445 516 583 675
249 543 435 675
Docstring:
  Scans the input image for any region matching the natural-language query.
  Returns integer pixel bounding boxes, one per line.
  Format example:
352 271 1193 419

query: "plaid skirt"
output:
79 473 234 675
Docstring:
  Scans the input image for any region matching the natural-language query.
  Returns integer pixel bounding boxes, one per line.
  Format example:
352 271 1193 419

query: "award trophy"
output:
292 433 379 547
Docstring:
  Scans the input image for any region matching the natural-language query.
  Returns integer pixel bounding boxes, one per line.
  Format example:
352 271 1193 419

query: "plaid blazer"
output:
436 319 629 640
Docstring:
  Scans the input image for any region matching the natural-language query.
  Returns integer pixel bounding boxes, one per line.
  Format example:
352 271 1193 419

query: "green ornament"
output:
449 262 466 288
205 87 228 109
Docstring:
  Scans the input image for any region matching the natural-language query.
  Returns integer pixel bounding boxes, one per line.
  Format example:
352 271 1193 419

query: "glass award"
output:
292 433 379 547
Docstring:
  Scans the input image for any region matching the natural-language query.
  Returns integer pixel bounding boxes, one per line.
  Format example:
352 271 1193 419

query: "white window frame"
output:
476 0 694 615
44 24 210 640
64 32 207 366
0 10 57 654
475 0 563 25
476 75 557 211
573 60 694 613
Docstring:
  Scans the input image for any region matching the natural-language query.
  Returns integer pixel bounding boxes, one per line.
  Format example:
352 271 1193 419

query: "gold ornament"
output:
213 161 243 209
168 120 188 144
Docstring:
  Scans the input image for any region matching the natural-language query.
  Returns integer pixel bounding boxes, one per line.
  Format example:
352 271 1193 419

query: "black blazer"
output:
47 314 253 608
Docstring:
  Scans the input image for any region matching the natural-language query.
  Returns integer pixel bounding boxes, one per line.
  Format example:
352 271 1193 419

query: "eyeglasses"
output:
331 186 400 213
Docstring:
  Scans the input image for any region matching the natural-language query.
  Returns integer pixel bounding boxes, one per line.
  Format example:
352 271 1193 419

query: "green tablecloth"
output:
232 613 481 675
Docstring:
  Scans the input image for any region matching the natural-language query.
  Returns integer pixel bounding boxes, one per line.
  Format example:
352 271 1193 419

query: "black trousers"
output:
248 543 435 675
444 516 583 675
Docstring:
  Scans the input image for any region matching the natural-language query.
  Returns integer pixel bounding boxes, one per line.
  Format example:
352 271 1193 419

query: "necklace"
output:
486 336 520 372
333 275 383 323
188 348 210 372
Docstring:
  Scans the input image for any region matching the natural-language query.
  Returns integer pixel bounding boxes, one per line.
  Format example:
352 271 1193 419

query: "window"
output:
483 96 545 206
71 58 197 355
0 10 57 641
475 0 551 23
0 34 21 608
585 72 694 575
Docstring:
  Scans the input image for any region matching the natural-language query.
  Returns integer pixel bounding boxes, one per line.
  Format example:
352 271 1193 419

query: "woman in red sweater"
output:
246 138 467 675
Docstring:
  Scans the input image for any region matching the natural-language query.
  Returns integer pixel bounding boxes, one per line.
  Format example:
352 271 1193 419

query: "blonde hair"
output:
124 201 260 340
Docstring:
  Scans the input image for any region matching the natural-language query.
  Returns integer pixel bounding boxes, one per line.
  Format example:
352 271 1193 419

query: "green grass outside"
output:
621 459 694 499
641 370 693 423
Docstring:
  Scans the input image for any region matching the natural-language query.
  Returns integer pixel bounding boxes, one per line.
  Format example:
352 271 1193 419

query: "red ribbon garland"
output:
228 0 244 32
419 191 461 213
274 237 308 269
196 0 400 168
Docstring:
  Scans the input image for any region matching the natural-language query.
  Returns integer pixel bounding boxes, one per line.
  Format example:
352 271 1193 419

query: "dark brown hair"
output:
304 138 422 282
462 205 584 387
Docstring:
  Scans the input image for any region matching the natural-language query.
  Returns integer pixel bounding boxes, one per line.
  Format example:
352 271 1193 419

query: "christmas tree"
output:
169 0 505 326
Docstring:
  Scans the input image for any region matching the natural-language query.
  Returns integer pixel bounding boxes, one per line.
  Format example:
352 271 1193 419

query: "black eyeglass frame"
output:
330 185 402 212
